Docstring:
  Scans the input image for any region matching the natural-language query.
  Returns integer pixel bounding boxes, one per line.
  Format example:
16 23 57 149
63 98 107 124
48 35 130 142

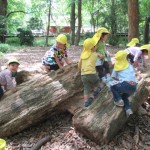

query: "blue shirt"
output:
111 64 137 83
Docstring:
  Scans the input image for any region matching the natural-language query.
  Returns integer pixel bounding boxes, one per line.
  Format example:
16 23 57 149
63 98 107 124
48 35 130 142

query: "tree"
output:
70 0 76 45
75 0 82 46
0 0 7 43
128 0 139 41
45 0 51 46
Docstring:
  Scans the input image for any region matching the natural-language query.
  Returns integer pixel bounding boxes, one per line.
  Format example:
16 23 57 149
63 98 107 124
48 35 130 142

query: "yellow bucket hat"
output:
0 138 6 150
81 37 99 59
127 38 139 47
93 27 110 39
141 44 150 56
7 58 20 65
114 50 129 71
56 34 68 46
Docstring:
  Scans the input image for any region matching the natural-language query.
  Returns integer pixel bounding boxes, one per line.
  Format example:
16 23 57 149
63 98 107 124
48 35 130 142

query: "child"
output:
127 38 140 47
110 51 137 117
42 34 71 72
125 44 150 68
93 27 111 85
0 58 19 99
78 37 102 107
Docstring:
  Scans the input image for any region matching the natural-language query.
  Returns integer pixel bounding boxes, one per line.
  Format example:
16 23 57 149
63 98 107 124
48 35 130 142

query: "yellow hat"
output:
114 50 129 71
141 44 150 56
81 37 99 59
7 58 20 65
93 27 110 39
0 138 6 150
127 38 139 47
56 34 68 45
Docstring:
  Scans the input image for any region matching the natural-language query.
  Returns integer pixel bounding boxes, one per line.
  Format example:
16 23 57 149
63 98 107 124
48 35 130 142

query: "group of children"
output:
0 31 150 118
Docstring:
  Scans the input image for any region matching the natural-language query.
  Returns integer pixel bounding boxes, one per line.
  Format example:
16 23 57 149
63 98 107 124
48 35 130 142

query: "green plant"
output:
17 28 34 46
0 44 11 53
84 32 94 39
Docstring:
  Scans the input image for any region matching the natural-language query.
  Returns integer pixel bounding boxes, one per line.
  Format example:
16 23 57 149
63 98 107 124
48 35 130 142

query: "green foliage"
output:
17 28 34 46
6 37 20 46
83 32 94 39
33 37 55 46
0 44 11 53
27 17 43 30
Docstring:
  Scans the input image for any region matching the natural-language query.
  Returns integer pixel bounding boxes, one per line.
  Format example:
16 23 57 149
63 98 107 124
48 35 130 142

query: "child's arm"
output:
64 58 72 65
97 53 105 59
54 57 63 69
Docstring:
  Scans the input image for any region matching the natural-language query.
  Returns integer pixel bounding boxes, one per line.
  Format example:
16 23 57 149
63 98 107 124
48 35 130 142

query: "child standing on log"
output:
93 27 111 86
0 58 19 99
42 34 72 73
78 37 102 107
110 51 137 117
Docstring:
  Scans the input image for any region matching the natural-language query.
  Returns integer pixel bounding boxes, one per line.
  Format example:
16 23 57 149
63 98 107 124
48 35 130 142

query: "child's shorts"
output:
81 74 99 95
43 62 59 71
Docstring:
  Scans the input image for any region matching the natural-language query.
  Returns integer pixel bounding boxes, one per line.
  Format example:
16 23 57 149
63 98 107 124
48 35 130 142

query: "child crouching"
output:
0 58 19 99
78 37 101 107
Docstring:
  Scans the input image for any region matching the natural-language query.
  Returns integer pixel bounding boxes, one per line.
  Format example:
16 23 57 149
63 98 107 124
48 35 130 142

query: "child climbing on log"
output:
78 37 102 107
42 34 72 73
125 44 150 68
109 51 138 117
0 58 19 99
93 27 111 87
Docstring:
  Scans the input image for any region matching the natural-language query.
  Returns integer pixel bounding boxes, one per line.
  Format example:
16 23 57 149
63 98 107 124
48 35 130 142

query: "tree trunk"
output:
0 0 7 43
70 0 76 45
45 0 51 46
75 0 82 46
144 17 150 44
128 0 139 41
0 64 149 145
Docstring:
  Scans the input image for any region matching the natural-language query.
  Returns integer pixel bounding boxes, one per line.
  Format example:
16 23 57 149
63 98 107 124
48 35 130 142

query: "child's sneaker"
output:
126 109 133 118
93 87 101 98
114 99 124 107
84 97 94 107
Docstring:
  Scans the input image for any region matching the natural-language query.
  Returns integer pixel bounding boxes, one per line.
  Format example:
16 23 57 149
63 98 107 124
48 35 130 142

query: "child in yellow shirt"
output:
78 37 101 107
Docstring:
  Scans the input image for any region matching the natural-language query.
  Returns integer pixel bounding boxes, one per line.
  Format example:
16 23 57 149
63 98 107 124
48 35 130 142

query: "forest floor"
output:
0 46 150 150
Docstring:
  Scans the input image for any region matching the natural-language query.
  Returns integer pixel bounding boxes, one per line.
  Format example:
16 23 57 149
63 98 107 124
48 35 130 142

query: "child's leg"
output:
121 93 131 110
103 61 110 75
0 86 4 99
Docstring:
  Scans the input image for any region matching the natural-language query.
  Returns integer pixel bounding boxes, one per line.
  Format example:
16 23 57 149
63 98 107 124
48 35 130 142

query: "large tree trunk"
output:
128 0 139 41
0 64 149 145
75 0 82 46
0 0 7 43
70 0 76 45
144 16 150 44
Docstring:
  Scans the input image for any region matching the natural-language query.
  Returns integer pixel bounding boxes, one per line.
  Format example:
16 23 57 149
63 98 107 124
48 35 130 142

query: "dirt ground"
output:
0 46 150 150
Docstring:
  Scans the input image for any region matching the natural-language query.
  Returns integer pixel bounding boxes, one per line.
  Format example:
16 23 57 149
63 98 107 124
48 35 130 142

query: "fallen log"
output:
0 64 149 146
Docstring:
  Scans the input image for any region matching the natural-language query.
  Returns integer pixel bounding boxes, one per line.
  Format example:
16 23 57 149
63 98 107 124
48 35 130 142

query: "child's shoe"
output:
93 87 101 98
114 99 124 107
101 76 107 83
84 97 94 107
126 109 133 118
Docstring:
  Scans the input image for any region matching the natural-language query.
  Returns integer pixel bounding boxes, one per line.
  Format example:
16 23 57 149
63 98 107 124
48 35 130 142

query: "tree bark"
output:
75 0 82 46
0 0 7 43
128 0 139 41
0 64 149 145
144 17 150 44
45 0 51 46
70 0 76 45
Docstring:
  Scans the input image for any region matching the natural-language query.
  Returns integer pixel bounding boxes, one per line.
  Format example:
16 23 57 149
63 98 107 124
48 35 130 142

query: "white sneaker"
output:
126 109 133 118
114 100 124 107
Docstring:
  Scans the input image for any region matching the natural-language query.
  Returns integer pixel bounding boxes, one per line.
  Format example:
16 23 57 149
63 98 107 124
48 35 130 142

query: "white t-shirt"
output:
125 47 142 61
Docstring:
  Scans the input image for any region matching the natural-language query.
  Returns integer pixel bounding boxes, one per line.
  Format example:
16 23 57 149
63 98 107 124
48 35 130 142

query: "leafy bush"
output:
0 44 11 53
34 37 55 46
17 28 34 46
6 37 20 46
83 32 94 39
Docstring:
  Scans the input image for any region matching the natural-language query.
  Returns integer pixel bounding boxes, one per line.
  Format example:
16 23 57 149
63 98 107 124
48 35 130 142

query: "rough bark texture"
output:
128 0 139 41
70 0 76 45
0 64 149 145
144 17 150 44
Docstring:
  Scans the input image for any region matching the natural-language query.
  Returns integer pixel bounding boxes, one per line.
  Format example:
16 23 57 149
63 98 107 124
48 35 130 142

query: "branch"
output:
6 11 36 18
